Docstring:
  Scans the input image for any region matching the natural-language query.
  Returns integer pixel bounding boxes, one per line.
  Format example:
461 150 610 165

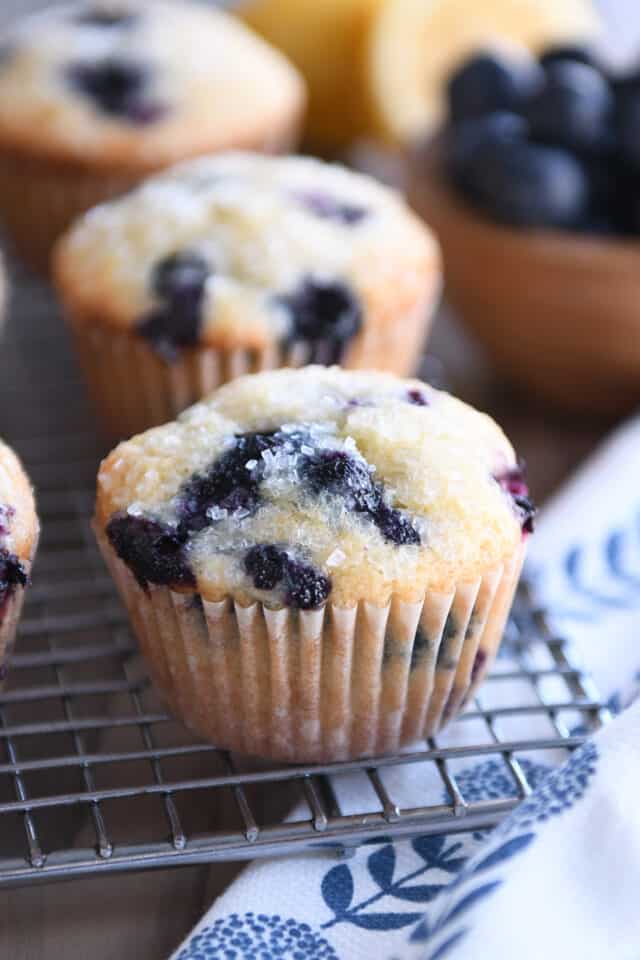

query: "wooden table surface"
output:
0 1 635 957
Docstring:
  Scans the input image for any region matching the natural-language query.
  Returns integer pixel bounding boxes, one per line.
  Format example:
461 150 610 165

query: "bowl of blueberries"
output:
410 42 640 415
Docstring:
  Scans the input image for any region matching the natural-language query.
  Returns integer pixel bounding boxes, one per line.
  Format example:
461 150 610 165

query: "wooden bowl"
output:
409 145 640 416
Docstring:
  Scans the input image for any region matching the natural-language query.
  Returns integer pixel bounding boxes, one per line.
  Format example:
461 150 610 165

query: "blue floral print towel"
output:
171 416 640 960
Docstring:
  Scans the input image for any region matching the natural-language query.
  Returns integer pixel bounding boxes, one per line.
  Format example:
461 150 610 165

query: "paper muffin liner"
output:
0 152 140 275
0 119 302 275
65 289 438 440
97 530 526 762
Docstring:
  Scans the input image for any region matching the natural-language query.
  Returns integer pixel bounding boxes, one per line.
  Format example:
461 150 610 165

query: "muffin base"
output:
0 116 302 275
65 288 439 440
97 530 525 763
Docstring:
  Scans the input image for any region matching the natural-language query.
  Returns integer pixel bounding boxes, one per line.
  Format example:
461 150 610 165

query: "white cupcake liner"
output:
98 530 526 762
65 288 438 440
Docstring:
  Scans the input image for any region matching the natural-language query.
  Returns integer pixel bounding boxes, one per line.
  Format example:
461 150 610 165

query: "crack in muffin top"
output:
54 153 438 356
96 367 528 608
0 2 304 166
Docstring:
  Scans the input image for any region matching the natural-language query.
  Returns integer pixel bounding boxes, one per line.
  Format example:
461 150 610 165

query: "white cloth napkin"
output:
171 416 640 960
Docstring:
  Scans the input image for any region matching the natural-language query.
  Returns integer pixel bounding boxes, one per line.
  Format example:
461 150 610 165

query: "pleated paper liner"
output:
65 289 438 440
0 119 303 276
97 530 526 763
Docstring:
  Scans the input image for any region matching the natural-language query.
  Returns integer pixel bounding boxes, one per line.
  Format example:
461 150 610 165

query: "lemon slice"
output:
241 0 385 146
366 0 601 145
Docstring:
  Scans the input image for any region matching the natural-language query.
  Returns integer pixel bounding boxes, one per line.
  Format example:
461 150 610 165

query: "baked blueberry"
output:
293 190 368 225
278 279 362 362
67 59 166 125
176 431 285 535
302 450 376 511
301 449 420 546
495 465 536 534
244 544 287 591
138 251 211 362
74 8 139 28
463 138 589 228
447 51 542 124
284 559 331 609
106 514 194 589
406 388 429 406
244 543 331 608
0 548 27 610
525 61 614 153
372 503 421 546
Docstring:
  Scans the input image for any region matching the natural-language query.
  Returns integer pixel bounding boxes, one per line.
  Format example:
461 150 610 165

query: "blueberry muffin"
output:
0 1 305 271
95 367 532 762
0 441 38 685
54 152 441 439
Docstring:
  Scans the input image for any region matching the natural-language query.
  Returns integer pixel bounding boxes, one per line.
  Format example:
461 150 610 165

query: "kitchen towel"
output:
171 414 640 960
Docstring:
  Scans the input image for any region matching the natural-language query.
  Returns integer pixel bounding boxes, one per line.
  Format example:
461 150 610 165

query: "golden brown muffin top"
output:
54 152 439 359
0 2 304 169
96 367 531 608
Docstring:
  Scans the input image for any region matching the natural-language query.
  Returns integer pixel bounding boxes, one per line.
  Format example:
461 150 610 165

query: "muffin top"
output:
0 2 304 169
54 152 439 360
0 440 38 612
96 367 533 608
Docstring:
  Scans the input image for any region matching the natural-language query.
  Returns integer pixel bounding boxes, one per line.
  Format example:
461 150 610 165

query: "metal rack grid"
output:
0 256 611 890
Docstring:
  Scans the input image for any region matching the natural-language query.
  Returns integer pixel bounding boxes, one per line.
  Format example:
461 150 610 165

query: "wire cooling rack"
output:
0 256 612 890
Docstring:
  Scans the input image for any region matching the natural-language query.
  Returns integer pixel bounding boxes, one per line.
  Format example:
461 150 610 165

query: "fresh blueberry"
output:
447 51 543 123
74 8 139 28
106 514 194 590
461 137 589 228
284 559 331 610
176 432 285 536
244 544 287 591
525 61 614 153
406 388 429 406
293 190 368 225
615 85 640 170
445 111 528 197
495 464 536 534
137 251 211 362
301 450 421 546
278 279 362 363
539 45 600 70
578 154 635 234
67 59 166 124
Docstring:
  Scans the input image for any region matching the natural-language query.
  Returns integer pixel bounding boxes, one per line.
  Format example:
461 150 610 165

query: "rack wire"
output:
0 256 612 890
